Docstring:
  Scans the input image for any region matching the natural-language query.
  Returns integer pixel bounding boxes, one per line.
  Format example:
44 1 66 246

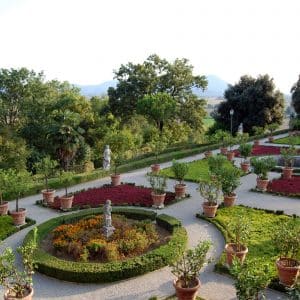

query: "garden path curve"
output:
1 134 298 300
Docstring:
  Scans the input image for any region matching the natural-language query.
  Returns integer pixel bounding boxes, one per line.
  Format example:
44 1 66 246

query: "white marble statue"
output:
103 145 111 170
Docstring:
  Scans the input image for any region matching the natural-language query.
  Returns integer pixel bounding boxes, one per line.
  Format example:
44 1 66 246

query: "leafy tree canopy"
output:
291 74 300 116
213 75 284 134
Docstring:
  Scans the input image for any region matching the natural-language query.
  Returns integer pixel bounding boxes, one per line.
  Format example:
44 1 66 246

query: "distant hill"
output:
77 75 228 99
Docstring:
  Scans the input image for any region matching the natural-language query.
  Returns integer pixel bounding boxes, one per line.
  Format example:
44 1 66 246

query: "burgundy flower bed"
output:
267 176 300 196
234 145 287 157
49 184 176 209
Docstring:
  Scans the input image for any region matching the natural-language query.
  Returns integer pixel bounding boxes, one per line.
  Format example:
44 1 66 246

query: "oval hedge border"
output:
23 208 187 283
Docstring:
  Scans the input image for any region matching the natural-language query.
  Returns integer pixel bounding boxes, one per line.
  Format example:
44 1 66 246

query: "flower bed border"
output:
195 204 298 294
35 182 190 212
23 208 187 283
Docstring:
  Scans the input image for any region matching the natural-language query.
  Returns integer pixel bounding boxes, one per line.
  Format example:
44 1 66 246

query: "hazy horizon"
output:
0 0 299 93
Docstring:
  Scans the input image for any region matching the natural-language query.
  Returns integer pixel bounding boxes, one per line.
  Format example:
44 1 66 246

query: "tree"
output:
0 68 44 128
213 75 284 134
291 75 300 116
137 92 176 132
108 54 207 119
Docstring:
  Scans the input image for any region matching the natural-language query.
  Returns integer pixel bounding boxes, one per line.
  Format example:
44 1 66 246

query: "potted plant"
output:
0 170 9 215
216 167 241 207
238 143 252 173
150 139 166 173
281 146 297 179
252 126 265 146
207 155 227 178
111 153 123 186
198 179 221 218
147 173 167 208
225 214 249 265
59 171 75 210
212 130 231 155
0 228 37 300
267 123 279 142
273 218 300 287
250 157 276 191
171 160 189 198
34 156 58 204
8 170 32 226
225 136 236 161
170 240 211 300
230 258 272 300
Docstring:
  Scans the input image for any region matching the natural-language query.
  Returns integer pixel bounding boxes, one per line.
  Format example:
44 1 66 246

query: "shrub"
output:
198 180 221 205
250 157 276 179
207 155 227 176
238 143 252 162
147 174 167 195
171 160 189 184
216 167 241 196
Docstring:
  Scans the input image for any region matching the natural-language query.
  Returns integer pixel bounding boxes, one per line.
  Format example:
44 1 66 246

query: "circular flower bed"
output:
50 214 164 262
49 184 176 210
267 176 300 197
23 208 187 283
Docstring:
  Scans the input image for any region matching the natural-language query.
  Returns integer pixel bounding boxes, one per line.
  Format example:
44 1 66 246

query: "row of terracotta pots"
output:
42 189 74 210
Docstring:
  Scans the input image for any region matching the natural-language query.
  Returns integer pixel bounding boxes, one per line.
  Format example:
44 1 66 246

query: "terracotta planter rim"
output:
224 192 236 197
4 287 34 299
60 195 74 199
173 277 200 290
151 191 166 197
202 201 218 207
225 243 248 254
283 167 293 170
110 174 121 177
0 201 8 206
276 257 300 269
175 183 186 188
42 189 55 193
10 208 26 214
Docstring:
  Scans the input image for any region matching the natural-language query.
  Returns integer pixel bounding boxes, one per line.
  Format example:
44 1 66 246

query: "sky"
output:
0 0 299 93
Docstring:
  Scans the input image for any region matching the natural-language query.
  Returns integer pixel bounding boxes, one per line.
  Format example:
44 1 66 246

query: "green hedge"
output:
5 129 289 202
24 208 187 283
156 214 182 233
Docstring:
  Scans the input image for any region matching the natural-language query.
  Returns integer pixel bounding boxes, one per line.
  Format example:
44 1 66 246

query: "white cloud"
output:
0 0 299 93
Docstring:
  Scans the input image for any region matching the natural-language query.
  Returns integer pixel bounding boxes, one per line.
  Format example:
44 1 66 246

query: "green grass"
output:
203 117 215 130
160 158 234 182
273 135 300 145
197 205 299 282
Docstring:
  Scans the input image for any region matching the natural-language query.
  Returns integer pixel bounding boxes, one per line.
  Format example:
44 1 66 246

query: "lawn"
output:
160 158 234 182
273 135 300 145
0 216 18 241
197 205 299 282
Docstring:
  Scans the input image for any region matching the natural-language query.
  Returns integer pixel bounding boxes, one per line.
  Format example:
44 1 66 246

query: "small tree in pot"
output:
208 155 227 179
216 167 241 207
59 171 75 210
34 156 58 204
147 173 167 208
111 152 123 186
198 179 221 218
225 214 250 265
170 240 211 300
273 218 300 287
281 145 297 179
250 157 276 191
150 138 167 173
267 123 279 142
252 126 265 146
212 130 231 155
0 227 37 300
238 143 252 173
8 170 32 226
171 160 189 198
225 136 236 161
0 170 9 215
230 258 272 300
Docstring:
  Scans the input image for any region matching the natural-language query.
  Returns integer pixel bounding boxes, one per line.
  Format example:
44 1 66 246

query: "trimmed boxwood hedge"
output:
23 208 187 283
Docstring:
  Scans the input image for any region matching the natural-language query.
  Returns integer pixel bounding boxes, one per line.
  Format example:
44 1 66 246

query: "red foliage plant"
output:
267 176 300 196
234 145 293 157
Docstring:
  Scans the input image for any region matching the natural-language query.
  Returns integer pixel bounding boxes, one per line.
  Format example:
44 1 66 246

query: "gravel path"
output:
0 133 297 300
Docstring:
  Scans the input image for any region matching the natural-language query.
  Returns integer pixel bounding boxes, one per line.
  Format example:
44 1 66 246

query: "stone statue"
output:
103 145 111 170
238 123 243 134
103 199 115 238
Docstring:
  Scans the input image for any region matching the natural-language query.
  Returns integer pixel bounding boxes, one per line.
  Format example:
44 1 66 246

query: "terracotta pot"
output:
0 201 9 215
173 278 200 300
202 202 218 218
254 140 260 146
225 243 248 266
282 167 293 180
60 195 74 210
151 164 160 173
151 192 166 208
223 193 236 207
256 178 269 191
240 162 250 173
276 257 300 287
220 147 228 155
42 189 56 204
10 208 26 226
204 151 212 158
111 174 121 186
175 184 186 198
226 151 235 161
268 136 274 142
4 287 34 300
